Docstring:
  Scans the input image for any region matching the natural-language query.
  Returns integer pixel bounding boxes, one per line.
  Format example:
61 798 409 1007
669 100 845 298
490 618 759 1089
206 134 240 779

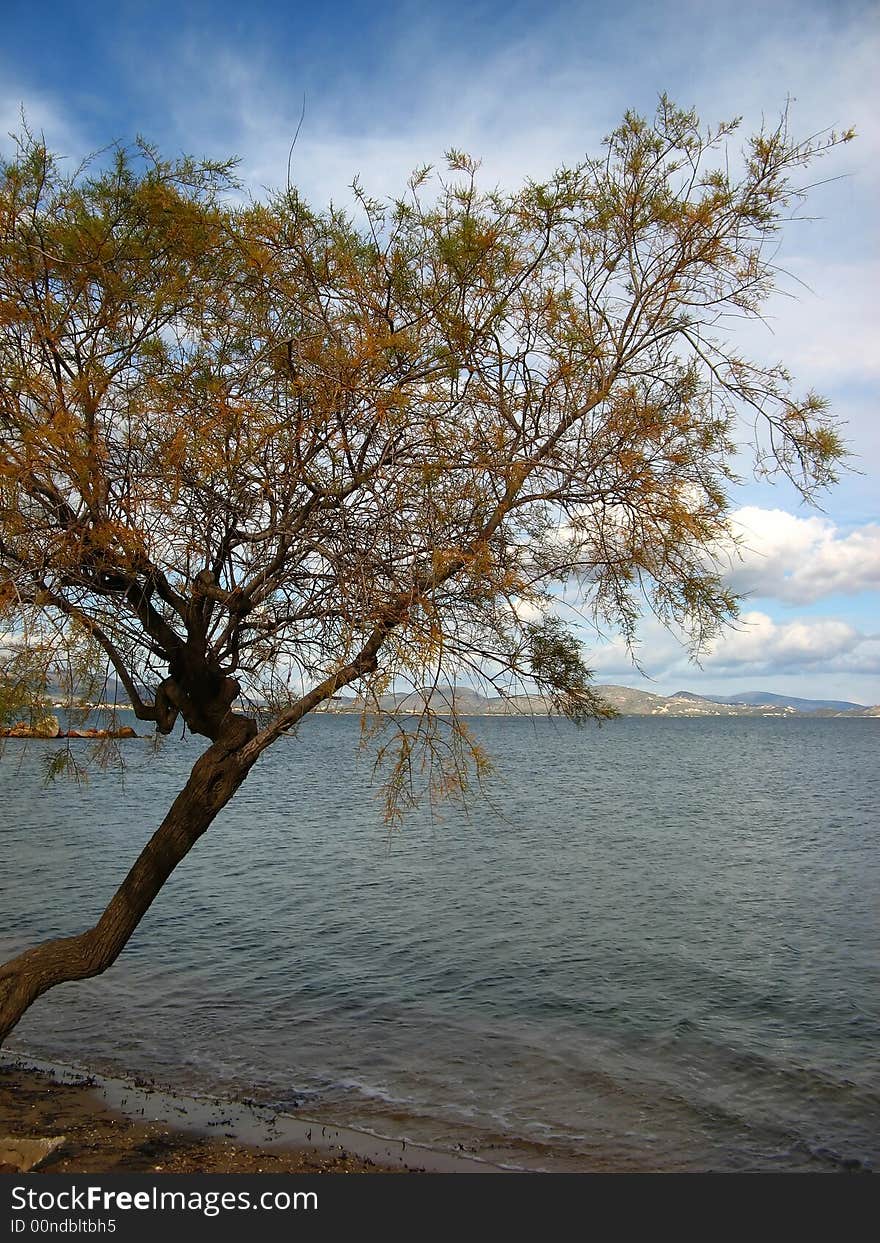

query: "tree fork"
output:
0 714 258 1046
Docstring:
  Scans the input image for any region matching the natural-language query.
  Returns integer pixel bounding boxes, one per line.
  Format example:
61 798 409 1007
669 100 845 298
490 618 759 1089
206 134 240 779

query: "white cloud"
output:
721 507 880 604
155 53 607 213
586 610 880 684
510 598 546 625
701 610 872 672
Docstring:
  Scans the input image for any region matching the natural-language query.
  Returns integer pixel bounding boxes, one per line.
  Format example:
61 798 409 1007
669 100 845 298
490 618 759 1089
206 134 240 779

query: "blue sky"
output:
3 0 878 702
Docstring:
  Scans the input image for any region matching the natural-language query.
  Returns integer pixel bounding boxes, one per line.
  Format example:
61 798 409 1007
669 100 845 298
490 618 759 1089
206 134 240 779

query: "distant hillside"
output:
674 690 867 713
42 676 138 707
320 684 879 719
335 685 557 715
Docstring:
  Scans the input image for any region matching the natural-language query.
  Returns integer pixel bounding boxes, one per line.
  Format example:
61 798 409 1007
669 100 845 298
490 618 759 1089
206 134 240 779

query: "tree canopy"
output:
0 100 852 1040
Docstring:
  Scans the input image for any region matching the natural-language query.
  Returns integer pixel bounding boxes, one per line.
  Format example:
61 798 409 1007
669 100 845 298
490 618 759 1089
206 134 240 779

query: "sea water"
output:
1 715 877 1171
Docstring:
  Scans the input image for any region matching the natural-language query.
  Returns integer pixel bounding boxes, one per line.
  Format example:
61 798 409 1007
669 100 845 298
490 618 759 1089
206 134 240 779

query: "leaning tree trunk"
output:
0 717 257 1046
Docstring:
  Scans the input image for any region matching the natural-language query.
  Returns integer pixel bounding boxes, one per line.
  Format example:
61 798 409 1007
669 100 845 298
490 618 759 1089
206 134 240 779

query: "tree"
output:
0 101 851 1044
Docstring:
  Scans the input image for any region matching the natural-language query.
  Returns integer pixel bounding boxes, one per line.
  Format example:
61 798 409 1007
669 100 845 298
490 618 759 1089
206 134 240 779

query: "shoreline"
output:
0 1055 503 1175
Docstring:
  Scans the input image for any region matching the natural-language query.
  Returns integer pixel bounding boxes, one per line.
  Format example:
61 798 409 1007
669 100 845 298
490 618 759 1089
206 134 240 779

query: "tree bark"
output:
0 716 257 1046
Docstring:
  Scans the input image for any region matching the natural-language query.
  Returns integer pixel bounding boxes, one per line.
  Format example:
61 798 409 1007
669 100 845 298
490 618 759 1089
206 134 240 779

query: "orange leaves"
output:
431 547 462 578
0 578 19 612
0 297 31 326
164 426 188 471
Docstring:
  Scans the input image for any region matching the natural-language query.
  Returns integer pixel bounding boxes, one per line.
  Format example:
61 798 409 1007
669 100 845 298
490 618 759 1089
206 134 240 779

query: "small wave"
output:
328 1077 415 1107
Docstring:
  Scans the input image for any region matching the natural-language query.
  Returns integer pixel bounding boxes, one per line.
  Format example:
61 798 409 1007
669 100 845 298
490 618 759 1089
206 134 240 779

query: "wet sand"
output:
0 1062 402 1174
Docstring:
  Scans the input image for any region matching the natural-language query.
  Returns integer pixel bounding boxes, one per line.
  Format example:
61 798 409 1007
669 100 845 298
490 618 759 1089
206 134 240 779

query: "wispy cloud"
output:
0 91 88 156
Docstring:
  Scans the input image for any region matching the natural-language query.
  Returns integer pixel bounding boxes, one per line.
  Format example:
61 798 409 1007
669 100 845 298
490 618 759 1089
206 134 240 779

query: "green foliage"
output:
41 747 89 786
527 617 618 725
0 645 50 725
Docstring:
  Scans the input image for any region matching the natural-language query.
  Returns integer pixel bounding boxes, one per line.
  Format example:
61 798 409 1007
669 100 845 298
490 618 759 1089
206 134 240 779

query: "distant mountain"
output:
591 684 668 713
674 690 867 713
339 685 557 715
319 683 879 718
25 676 874 720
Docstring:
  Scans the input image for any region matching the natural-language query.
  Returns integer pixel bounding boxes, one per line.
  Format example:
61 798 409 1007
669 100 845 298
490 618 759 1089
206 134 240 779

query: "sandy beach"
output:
0 1062 403 1175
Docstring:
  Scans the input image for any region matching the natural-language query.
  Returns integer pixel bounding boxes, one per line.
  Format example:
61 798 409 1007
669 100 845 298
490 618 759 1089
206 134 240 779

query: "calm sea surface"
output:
1 715 878 1171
